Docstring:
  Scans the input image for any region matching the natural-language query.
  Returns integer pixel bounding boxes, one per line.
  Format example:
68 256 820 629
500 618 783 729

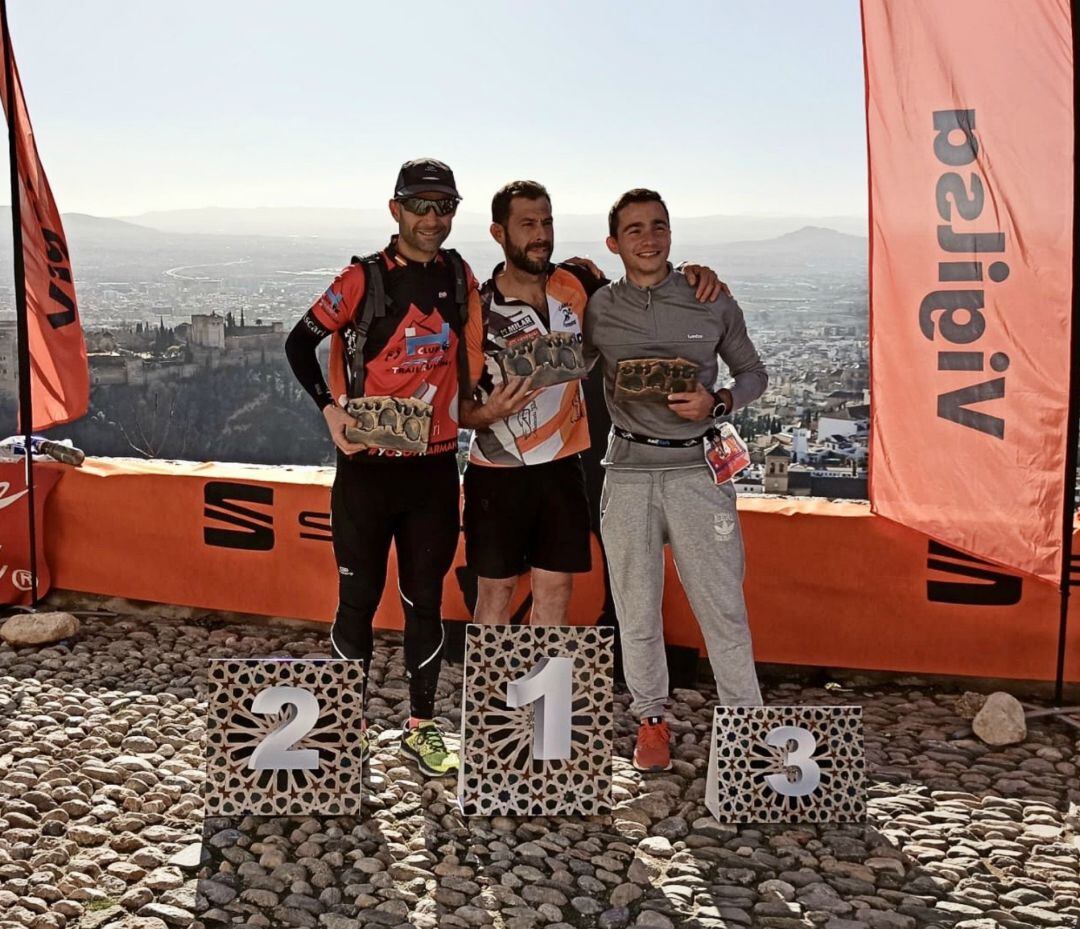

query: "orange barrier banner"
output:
0 460 60 605
0 6 88 430
862 1 1074 584
43 460 1079 683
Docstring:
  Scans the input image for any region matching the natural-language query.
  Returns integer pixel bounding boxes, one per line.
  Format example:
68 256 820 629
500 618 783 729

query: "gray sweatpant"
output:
599 466 762 718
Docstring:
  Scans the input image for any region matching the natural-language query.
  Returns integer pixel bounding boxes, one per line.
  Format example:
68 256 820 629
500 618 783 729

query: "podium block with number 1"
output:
458 624 614 817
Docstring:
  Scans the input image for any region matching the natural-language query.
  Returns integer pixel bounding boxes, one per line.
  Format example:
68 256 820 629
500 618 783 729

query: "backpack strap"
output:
443 248 468 322
442 248 474 398
346 252 391 397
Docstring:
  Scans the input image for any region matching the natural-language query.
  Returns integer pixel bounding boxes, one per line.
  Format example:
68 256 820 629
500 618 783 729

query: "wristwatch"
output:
709 391 728 419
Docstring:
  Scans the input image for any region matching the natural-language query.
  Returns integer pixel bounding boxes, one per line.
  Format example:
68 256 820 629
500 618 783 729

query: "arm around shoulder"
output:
583 286 610 371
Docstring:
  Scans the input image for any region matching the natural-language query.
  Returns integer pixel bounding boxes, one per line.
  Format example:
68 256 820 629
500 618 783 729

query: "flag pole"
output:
1 0 38 606
1053 0 1080 705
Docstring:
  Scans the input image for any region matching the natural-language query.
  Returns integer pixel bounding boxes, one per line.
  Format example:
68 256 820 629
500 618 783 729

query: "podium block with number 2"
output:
458 624 614 817
204 659 366 816
706 705 865 823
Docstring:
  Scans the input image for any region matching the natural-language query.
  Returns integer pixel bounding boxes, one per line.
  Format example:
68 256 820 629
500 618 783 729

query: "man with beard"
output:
459 181 723 626
285 158 483 777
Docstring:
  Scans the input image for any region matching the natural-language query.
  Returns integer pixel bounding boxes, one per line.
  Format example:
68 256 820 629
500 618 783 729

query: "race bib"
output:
704 422 750 484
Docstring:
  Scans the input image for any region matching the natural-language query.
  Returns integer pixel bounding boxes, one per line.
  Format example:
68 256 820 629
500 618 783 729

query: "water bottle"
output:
0 436 85 466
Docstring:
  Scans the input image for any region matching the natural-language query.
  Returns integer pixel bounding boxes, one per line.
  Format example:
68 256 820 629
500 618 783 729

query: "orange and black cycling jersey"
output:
285 236 483 456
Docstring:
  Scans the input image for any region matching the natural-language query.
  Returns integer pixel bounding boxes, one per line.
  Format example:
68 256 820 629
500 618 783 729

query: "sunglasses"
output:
396 196 460 216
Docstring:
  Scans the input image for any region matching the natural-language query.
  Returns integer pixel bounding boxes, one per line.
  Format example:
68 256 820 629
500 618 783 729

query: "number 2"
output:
247 686 321 771
506 656 573 761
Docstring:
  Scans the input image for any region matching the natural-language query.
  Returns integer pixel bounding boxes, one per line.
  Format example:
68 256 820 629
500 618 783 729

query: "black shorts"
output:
463 454 592 578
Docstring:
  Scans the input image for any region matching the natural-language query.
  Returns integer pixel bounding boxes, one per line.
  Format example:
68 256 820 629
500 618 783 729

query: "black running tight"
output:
328 451 460 719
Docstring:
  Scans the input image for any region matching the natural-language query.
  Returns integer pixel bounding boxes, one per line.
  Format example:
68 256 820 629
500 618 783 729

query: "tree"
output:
43 354 334 466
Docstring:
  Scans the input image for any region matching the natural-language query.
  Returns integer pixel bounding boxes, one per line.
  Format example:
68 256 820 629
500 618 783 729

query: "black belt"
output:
613 425 711 448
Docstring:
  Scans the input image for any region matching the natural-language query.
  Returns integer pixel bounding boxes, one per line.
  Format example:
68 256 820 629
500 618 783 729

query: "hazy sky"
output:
6 0 867 219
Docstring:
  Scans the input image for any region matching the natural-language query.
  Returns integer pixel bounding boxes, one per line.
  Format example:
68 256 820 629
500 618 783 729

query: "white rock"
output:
144 867 184 891
637 836 674 858
1 612 79 647
635 913 675 929
168 844 204 870
972 692 1027 746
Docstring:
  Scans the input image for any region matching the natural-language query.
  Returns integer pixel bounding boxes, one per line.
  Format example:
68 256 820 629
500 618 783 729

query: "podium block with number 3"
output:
706 705 865 823
458 624 614 817
204 659 366 816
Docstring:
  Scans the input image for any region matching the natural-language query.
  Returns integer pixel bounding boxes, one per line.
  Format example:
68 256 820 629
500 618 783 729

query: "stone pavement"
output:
0 612 1077 929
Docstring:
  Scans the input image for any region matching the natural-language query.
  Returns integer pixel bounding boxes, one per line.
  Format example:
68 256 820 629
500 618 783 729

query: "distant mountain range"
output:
0 210 868 294
116 206 867 244
719 225 866 260
62 212 168 240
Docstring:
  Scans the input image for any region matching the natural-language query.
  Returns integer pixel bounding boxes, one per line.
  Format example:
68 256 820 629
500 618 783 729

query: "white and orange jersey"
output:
466 262 605 467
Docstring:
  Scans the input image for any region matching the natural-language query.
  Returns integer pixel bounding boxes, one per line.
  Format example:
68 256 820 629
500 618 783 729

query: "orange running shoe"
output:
633 716 672 772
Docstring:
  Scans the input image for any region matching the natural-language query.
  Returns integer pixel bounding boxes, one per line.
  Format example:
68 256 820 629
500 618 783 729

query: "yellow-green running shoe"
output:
400 721 459 776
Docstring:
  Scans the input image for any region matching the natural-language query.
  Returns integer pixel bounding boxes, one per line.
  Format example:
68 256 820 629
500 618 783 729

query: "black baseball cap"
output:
394 158 461 199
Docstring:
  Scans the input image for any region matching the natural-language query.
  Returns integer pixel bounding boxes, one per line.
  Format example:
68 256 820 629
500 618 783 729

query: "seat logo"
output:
204 482 275 551
925 541 1021 606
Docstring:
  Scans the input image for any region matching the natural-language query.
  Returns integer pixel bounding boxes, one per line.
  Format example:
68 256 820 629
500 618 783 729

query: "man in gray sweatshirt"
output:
584 188 767 773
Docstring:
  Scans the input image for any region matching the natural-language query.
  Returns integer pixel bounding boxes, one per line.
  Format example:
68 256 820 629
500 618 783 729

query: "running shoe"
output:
400 720 459 777
633 716 672 772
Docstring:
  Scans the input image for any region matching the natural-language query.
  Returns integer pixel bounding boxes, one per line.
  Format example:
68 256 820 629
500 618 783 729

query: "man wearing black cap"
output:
286 158 484 777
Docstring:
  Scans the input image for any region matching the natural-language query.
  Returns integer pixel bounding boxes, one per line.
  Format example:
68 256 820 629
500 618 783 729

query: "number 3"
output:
763 725 821 797
248 686 321 771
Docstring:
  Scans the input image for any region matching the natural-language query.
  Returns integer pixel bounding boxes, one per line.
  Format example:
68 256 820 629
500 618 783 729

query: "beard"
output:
505 237 552 275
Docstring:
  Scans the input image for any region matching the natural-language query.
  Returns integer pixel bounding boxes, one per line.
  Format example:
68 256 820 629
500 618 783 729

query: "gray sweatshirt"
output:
584 268 767 469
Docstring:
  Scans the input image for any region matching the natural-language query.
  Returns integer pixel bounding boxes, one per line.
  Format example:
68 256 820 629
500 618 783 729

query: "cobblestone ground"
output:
0 612 1078 929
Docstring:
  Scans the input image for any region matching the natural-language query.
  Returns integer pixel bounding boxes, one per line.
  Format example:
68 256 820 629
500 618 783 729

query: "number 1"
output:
506 656 573 761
